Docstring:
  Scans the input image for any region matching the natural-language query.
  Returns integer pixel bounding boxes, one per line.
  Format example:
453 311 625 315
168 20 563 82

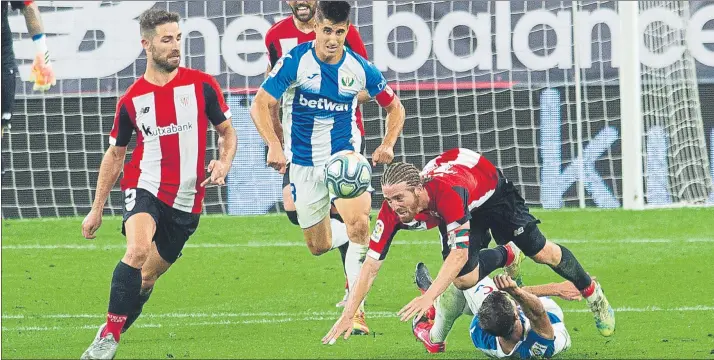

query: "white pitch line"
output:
2 238 713 250
2 306 712 332
1 310 399 320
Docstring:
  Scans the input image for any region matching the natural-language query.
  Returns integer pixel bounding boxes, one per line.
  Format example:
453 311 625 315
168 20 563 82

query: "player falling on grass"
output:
264 0 372 313
412 262 579 356
251 0 405 335
323 148 615 345
79 8 237 359
475 275 573 358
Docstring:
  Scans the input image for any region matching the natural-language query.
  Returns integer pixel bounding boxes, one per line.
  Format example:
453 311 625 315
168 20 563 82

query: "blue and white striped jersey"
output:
261 41 387 166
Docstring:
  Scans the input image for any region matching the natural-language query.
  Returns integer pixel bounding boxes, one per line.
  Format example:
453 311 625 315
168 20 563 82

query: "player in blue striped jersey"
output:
250 1 405 330
471 274 571 359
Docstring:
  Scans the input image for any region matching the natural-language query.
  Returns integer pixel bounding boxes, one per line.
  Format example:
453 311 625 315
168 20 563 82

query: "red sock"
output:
504 244 515 267
581 280 596 298
101 312 128 342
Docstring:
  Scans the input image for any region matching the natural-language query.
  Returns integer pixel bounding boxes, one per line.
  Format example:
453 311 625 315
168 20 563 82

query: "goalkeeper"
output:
1 1 56 137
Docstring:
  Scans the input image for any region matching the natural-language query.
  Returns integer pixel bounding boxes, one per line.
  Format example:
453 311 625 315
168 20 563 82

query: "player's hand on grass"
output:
322 314 353 345
398 294 434 322
201 160 228 187
81 209 103 240
266 143 287 174
555 281 583 301
371 144 394 166
494 274 519 294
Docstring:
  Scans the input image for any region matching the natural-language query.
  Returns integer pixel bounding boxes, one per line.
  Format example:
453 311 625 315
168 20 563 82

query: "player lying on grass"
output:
322 148 614 345
251 1 405 334
412 263 578 357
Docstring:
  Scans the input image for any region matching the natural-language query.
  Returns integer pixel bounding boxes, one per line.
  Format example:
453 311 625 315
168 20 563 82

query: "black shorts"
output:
445 171 547 276
1 63 16 128
281 136 367 188
121 188 201 263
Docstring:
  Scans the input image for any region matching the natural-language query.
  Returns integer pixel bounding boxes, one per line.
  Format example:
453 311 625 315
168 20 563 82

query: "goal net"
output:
2 1 712 218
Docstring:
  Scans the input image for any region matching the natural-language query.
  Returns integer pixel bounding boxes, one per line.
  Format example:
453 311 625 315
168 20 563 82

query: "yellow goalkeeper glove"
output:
28 34 56 92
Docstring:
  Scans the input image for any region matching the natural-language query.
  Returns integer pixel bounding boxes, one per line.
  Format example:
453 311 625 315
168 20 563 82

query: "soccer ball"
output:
325 150 372 199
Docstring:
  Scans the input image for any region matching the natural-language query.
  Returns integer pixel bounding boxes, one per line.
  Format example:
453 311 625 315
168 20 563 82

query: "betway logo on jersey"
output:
141 123 193 138
298 94 350 112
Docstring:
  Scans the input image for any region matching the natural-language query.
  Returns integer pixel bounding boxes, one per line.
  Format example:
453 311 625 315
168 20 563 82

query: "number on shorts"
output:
125 189 136 211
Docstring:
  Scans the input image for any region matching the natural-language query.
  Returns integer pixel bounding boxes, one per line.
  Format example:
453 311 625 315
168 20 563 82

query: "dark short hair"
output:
139 8 180 38
477 291 517 337
315 1 351 24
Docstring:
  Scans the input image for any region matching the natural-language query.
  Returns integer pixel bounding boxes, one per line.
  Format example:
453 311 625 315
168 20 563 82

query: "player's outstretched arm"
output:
323 256 383 345
494 274 555 340
22 2 56 91
371 94 405 166
398 224 469 322
250 89 286 173
202 121 237 187
82 145 126 240
523 281 583 301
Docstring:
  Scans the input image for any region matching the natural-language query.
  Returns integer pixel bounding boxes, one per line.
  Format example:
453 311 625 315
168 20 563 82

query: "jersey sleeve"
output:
362 60 388 98
260 50 299 100
109 98 134 147
10 2 29 11
345 24 368 59
202 75 231 126
434 184 472 250
264 27 280 68
367 202 400 261
360 59 396 107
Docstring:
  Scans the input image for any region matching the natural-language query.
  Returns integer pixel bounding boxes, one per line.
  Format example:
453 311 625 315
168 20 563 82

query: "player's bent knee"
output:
123 243 152 267
344 215 369 245
305 240 331 256
531 241 561 266
454 268 480 290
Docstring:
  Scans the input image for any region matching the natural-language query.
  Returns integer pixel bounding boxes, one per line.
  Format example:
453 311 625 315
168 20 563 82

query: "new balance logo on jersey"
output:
141 123 193 137
298 94 350 112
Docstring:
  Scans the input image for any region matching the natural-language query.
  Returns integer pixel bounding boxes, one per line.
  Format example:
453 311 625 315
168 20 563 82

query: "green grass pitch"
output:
2 208 714 359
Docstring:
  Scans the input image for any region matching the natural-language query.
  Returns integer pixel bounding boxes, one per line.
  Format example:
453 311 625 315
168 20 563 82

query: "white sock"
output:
329 218 350 250
429 283 467 343
345 241 368 311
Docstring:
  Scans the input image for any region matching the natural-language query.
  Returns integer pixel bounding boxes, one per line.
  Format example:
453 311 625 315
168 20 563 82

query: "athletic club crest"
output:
179 95 190 108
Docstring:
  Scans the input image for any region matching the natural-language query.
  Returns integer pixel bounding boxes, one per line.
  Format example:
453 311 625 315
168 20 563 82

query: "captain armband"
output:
448 228 470 250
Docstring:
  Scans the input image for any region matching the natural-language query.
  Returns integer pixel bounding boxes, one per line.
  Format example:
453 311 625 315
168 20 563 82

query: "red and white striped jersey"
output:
368 148 500 261
109 67 231 214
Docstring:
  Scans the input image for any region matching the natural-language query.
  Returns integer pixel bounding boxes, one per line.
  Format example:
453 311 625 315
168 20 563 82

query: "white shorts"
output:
289 163 331 228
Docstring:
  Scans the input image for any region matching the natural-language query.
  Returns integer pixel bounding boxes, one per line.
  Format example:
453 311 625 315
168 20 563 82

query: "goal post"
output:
618 1 645 210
